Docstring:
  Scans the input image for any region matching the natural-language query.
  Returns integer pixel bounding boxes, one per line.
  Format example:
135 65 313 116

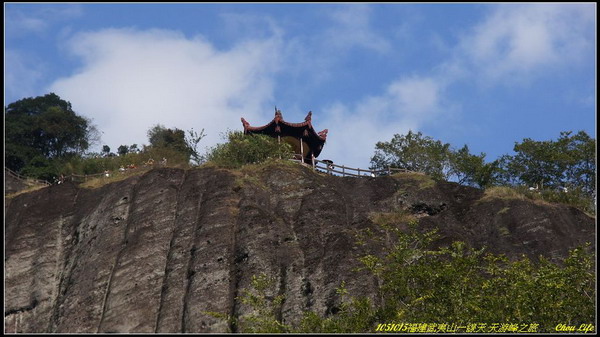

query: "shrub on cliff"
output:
205 131 293 169
232 219 595 333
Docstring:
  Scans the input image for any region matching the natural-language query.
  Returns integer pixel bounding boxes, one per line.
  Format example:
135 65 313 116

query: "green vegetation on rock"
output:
372 130 596 215
205 131 293 169
227 218 595 333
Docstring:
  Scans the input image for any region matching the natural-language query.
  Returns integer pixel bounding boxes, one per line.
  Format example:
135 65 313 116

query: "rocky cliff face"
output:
4 163 595 333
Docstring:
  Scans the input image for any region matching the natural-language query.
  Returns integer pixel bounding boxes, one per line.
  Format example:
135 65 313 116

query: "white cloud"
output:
218 12 283 43
5 4 83 37
5 50 45 101
5 5 84 102
325 4 391 53
14 3 593 170
318 76 443 169
261 4 394 105
460 4 595 84
48 28 282 152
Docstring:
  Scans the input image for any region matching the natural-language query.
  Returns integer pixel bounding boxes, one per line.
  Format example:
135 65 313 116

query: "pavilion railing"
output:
289 155 412 178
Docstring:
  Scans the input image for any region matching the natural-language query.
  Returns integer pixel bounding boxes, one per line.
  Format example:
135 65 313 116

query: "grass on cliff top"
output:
5 183 49 199
478 186 558 209
369 210 418 227
391 171 436 189
78 167 152 189
480 186 528 201
481 186 563 205
239 158 303 174
79 159 305 191
201 157 302 173
478 186 597 217
202 158 307 191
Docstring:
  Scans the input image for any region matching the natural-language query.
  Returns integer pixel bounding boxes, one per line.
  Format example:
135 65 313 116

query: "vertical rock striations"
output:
4 164 595 333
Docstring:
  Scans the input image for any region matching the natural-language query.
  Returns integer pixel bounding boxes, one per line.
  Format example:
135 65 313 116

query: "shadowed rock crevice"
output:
154 169 188 332
4 165 595 333
181 182 207 333
5 299 38 317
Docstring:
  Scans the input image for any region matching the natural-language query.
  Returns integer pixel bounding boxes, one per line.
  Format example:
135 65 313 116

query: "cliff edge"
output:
4 163 595 333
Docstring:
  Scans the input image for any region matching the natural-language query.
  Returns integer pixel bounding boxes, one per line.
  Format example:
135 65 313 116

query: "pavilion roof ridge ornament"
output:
305 111 312 122
241 107 328 159
241 117 250 129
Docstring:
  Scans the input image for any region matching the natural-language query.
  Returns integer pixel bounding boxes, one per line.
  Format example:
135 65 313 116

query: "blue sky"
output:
5 3 596 169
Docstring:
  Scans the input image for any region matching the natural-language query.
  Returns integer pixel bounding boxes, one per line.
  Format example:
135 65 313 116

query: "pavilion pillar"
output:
311 154 315 169
278 135 281 159
300 137 304 164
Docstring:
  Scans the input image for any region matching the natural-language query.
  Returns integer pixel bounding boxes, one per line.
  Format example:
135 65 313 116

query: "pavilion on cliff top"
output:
241 108 328 164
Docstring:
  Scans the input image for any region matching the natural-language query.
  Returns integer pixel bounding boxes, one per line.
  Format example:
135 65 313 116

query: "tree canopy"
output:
371 130 595 193
5 93 98 180
370 131 498 187
370 131 452 181
499 131 596 195
147 124 191 156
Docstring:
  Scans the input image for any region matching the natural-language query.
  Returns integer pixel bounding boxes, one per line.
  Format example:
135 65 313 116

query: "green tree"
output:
117 145 129 156
185 128 206 166
555 131 596 196
128 143 139 154
102 145 111 156
449 145 485 186
5 93 99 176
206 131 293 169
19 155 60 182
370 131 452 180
147 124 191 158
500 131 596 196
505 138 563 189
335 221 595 333
448 145 501 188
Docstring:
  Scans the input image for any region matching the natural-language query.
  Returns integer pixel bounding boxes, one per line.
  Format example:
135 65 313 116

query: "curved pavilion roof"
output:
241 109 328 159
